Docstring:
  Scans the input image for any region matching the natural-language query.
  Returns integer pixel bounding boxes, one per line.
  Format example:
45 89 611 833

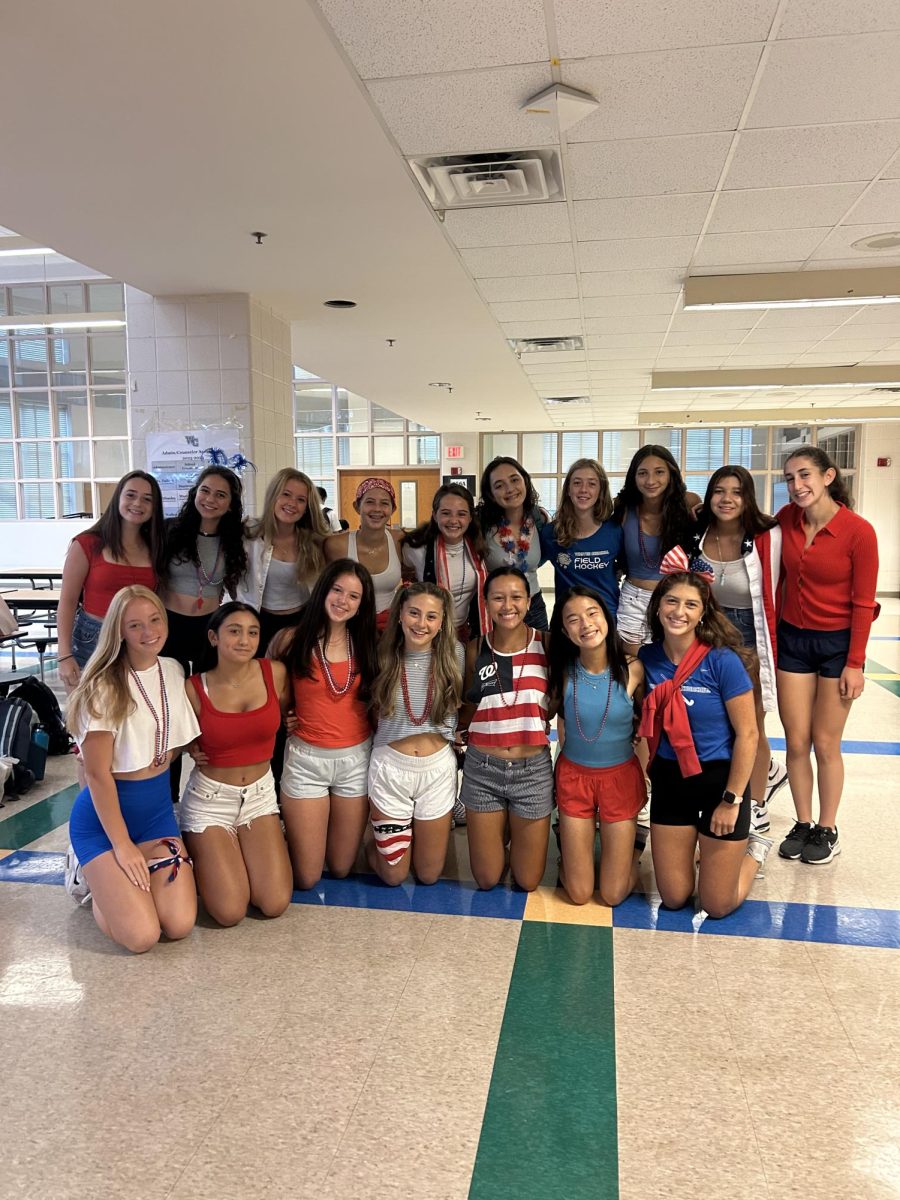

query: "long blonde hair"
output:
66 586 168 734
245 468 329 581
371 582 461 727
554 458 613 547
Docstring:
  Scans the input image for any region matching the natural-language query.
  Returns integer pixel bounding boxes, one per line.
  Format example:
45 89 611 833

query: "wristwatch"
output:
722 790 740 805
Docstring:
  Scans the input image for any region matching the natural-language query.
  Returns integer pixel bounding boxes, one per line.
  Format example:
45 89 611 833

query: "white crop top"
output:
261 556 308 612
75 657 200 774
348 529 402 614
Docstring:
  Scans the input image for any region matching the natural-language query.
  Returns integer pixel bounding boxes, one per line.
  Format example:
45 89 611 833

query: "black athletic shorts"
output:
649 757 751 841
777 621 850 679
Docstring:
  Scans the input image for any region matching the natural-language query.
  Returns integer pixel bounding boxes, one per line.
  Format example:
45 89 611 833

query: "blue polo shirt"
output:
540 520 623 614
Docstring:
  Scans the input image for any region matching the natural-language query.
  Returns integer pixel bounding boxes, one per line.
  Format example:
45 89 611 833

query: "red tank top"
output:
190 658 281 767
75 533 157 616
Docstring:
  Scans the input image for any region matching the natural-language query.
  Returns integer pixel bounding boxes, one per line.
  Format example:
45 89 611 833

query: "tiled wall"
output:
859 422 900 595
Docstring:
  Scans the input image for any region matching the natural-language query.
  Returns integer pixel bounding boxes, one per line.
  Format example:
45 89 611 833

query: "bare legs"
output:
650 824 759 919
366 809 452 886
777 671 852 829
184 815 293 926
83 837 196 954
280 792 369 889
465 810 550 892
558 815 641 906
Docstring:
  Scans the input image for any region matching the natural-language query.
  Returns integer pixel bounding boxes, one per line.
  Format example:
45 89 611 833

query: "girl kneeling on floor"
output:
181 603 294 925
366 582 464 886
279 558 379 889
66 585 199 953
638 572 770 919
459 566 553 892
549 586 646 906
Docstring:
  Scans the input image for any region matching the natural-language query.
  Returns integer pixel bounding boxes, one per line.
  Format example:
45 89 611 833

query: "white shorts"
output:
281 736 371 800
616 579 656 645
367 743 458 822
180 767 280 834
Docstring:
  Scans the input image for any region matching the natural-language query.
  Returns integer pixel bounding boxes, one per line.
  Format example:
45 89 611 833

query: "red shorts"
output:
556 754 646 824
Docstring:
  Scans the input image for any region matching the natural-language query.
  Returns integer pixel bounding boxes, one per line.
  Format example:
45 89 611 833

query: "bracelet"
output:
57 654 75 663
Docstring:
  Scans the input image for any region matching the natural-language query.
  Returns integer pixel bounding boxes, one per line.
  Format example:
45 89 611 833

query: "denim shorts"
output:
460 744 554 820
616 580 654 646
777 621 851 679
179 767 280 834
722 606 756 649
71 607 104 668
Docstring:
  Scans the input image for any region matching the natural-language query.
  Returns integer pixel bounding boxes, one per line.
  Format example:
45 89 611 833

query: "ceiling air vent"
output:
509 336 584 355
544 396 590 405
409 149 563 211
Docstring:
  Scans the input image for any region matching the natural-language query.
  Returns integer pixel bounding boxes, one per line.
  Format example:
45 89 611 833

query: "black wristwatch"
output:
722 790 740 805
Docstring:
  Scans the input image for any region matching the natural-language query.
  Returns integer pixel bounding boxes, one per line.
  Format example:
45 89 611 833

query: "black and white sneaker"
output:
800 824 841 865
765 759 789 804
64 844 92 905
778 821 814 860
747 831 774 879
751 801 770 833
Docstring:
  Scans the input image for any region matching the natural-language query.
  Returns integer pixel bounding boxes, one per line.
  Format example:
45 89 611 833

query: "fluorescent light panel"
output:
0 316 125 331
652 366 900 392
684 267 900 312
0 246 56 258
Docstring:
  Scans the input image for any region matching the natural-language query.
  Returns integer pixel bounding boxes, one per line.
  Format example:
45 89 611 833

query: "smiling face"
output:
635 456 670 502
657 582 704 639
399 592 444 651
709 475 744 524
568 468 601 514
784 455 836 510
324 571 364 628
489 464 527 514
561 594 609 651
121 597 166 664
273 480 309 526
118 477 156 526
210 610 259 663
485 574 529 631
194 474 233 527
356 488 393 530
435 494 471 544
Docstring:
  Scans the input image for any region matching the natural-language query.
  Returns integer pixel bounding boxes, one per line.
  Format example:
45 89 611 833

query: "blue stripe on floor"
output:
290 871 528 920
614 893 900 949
0 849 65 885
870 636 900 641
768 737 900 756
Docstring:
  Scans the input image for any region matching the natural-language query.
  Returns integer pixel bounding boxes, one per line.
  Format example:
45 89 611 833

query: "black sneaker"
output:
778 821 814 859
800 824 841 865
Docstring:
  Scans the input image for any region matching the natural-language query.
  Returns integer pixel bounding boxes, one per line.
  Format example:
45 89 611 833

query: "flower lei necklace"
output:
497 516 534 574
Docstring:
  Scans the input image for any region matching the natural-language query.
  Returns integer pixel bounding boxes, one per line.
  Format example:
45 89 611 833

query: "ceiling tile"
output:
494 298 582 323
366 64 554 155
801 255 900 269
844 179 900 223
724 122 900 189
586 333 665 348
747 33 900 128
669 311 759 331
568 134 732 200
445 204 571 249
665 329 749 345
317 0 548 78
581 268 684 296
810 223 900 260
478 274 579 302
500 318 584 338
693 228 830 266
573 193 711 240
520 349 586 364
555 0 778 56
583 294 679 317
756 307 859 328
462 242 576 277
656 344 745 356
707 183 866 233
779 0 900 38
691 260 807 274
579 235 696 271
583 315 671 334
816 332 896 350
563 44 761 142
846 304 900 324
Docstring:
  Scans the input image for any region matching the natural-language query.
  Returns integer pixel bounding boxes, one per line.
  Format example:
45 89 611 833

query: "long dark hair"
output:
548 586 630 699
164 467 248 597
282 558 378 698
403 483 486 556
84 470 166 578
200 601 261 671
647 571 755 674
784 444 854 509
612 445 690 554
476 456 541 532
699 465 777 536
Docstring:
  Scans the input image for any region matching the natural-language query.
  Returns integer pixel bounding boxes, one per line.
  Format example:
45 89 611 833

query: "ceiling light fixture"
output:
850 232 900 251
0 246 56 257
683 267 900 311
323 299 357 309
652 366 900 392
0 316 126 331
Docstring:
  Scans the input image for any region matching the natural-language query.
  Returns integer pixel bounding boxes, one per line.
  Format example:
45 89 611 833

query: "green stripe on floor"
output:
865 658 900 697
469 923 618 1200
0 785 77 849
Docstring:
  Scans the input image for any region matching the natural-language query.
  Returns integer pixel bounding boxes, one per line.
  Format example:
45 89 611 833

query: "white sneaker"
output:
765 759 789 805
451 798 467 828
751 801 770 833
636 802 651 829
64 845 91 906
747 831 774 879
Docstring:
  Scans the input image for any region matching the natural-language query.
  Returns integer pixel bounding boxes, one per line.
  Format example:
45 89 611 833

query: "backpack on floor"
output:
10 676 72 755
0 697 37 796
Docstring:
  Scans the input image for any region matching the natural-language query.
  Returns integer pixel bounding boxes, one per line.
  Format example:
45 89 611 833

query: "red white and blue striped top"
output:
466 630 549 749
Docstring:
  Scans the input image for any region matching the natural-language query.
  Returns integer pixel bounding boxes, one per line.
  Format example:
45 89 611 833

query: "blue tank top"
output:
561 664 636 768
622 508 663 581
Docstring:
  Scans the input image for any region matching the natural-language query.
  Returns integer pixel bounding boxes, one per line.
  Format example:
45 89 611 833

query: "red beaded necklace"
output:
487 629 530 709
400 657 435 726
316 634 355 697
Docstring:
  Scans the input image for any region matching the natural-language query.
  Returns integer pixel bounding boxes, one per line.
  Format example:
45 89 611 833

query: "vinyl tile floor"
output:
1 603 899 1199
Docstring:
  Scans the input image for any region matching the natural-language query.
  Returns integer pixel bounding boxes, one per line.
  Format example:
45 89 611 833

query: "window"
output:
601 430 640 472
561 431 598 471
521 432 557 474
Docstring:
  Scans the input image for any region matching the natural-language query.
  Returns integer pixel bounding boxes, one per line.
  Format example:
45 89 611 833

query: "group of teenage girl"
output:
59 439 879 953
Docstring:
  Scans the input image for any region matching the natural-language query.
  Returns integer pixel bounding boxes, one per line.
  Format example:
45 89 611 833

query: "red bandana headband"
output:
355 477 396 509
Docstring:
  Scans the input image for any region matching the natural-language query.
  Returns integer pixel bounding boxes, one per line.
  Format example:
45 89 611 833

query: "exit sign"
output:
446 445 465 459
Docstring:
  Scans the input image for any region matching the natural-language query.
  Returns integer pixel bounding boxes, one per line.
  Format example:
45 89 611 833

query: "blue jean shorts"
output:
71 607 104 668
460 744 554 820
722 606 756 649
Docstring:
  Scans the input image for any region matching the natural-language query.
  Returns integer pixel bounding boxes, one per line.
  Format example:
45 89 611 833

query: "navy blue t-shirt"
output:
540 520 623 614
638 643 751 762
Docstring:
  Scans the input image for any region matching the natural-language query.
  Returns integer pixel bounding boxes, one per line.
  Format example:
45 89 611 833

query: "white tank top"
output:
348 529 402 615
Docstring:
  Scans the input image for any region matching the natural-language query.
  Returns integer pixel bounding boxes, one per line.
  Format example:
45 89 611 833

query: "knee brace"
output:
148 838 193 883
372 819 412 866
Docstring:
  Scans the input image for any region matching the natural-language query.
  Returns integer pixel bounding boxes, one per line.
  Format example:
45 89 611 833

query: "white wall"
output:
1 519 92 570
857 423 900 595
